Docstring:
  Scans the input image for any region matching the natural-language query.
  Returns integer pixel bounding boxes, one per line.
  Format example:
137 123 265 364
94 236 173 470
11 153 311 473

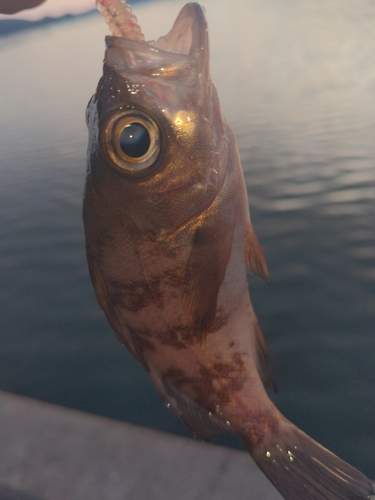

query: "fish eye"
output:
102 110 161 175
119 122 150 158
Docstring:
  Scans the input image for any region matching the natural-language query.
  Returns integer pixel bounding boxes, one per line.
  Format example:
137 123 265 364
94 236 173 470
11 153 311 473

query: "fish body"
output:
83 2 374 499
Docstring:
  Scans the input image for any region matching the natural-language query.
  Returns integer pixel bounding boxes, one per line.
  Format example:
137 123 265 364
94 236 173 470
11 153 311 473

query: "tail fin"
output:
244 419 374 500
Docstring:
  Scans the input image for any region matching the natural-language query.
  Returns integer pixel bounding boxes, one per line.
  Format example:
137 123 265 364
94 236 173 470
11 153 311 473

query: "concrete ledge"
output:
1 391 282 500
0 484 43 500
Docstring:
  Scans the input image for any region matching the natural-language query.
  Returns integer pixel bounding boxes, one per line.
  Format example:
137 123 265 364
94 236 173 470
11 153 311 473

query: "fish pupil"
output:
119 122 150 158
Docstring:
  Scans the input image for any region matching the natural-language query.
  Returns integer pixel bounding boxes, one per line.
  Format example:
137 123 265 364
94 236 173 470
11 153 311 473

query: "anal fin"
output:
162 377 231 441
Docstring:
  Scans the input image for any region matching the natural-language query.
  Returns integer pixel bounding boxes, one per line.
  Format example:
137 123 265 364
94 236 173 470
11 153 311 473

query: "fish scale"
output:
83 2 375 499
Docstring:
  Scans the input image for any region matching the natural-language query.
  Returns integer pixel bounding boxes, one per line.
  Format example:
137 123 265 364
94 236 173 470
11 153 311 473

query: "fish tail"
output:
242 417 374 500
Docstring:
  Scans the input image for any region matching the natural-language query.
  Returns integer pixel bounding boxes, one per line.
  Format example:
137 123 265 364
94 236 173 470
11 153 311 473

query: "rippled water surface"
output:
1 0 374 477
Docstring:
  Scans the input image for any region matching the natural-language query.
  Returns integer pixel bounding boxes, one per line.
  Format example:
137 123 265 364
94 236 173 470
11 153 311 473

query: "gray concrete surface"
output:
1 391 282 500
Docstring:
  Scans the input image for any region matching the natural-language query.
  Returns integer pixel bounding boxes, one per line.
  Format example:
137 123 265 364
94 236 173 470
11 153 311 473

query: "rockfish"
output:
83 1 374 498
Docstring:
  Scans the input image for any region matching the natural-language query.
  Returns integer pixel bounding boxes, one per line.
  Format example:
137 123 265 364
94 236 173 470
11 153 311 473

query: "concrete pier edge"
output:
0 391 283 500
1 391 373 500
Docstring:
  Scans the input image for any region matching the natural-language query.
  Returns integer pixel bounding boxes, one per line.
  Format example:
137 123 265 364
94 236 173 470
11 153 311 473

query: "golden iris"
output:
101 110 161 175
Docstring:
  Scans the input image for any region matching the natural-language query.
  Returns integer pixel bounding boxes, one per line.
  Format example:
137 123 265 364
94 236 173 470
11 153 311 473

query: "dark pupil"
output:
119 122 150 158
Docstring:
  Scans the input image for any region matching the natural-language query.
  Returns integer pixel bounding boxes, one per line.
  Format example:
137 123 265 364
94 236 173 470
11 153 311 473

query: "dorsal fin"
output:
253 317 277 393
244 223 270 282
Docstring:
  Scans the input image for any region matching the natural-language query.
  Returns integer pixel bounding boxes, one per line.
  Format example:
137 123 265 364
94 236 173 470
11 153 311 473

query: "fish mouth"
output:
97 1 207 56
98 0 210 86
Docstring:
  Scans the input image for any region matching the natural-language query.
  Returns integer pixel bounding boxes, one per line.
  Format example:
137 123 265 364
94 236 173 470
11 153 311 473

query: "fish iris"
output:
119 122 150 158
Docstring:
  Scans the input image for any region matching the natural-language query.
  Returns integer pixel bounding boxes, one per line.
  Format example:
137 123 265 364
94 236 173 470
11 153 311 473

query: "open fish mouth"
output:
96 0 206 57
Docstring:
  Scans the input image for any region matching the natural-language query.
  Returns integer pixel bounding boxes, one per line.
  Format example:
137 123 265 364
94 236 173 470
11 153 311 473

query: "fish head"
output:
85 2 229 239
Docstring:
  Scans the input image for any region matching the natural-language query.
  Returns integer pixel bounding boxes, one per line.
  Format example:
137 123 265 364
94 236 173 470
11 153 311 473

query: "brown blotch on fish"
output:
180 308 230 344
210 352 248 404
108 278 159 312
156 328 187 350
162 366 195 388
163 352 247 408
129 309 229 349
126 324 157 370
88 233 116 262
130 326 187 350
162 365 216 408
134 335 157 353
242 412 280 451
162 264 186 288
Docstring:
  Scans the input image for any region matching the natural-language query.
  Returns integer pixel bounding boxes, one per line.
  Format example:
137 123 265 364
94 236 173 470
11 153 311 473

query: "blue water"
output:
1 0 374 478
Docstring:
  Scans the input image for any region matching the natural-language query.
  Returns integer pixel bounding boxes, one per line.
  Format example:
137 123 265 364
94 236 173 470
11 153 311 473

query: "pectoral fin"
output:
253 318 277 392
182 224 234 342
245 223 270 282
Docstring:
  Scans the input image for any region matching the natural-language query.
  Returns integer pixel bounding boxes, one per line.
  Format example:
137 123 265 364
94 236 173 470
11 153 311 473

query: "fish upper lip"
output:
105 35 196 67
104 36 198 87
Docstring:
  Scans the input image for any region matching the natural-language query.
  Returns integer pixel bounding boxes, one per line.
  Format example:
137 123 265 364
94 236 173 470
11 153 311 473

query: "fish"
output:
83 1 375 498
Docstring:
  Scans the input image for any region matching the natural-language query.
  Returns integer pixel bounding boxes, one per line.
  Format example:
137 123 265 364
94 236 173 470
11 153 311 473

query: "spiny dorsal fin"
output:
244 222 270 282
